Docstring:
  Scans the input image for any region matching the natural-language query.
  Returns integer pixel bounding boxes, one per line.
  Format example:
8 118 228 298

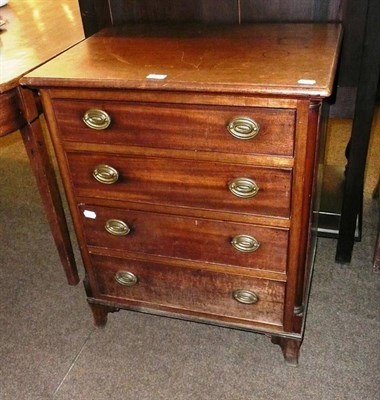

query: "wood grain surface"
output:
79 204 289 274
0 0 84 92
90 253 285 327
21 23 342 97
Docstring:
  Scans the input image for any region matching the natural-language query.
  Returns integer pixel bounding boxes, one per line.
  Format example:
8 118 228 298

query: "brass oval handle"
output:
231 234 260 253
105 219 131 236
93 164 119 184
115 271 138 287
229 177 259 198
227 117 260 140
232 289 259 305
83 109 111 130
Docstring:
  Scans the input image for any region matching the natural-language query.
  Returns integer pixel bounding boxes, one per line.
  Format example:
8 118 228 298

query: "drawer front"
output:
68 153 292 218
52 100 295 157
90 254 285 327
80 205 288 273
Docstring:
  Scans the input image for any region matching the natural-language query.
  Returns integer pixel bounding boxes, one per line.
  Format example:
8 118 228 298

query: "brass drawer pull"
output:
231 234 260 253
83 109 111 130
227 117 260 140
105 219 131 236
232 289 259 305
115 271 138 287
229 177 259 198
93 164 119 184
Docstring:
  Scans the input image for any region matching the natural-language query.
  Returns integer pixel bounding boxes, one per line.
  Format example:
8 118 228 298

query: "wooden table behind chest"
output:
22 23 342 365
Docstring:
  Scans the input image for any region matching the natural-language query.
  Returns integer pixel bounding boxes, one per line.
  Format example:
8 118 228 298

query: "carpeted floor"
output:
0 114 379 400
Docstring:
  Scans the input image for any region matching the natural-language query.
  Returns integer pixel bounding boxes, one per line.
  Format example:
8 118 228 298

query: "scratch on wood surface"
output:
181 51 204 69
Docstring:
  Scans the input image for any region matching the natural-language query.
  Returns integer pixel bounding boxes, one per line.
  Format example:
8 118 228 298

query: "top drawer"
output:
51 99 295 157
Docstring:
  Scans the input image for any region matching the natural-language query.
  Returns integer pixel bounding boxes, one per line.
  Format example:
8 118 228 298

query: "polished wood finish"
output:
0 88 25 137
79 204 289 273
0 0 84 285
67 153 292 218
23 23 341 98
91 254 285 328
0 0 84 93
22 23 341 365
52 99 296 157
78 0 378 265
18 88 79 285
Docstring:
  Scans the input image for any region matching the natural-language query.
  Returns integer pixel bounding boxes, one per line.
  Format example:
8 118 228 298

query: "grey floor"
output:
0 119 379 400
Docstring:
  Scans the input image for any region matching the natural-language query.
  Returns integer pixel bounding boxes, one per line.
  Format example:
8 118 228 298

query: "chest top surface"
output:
22 23 342 98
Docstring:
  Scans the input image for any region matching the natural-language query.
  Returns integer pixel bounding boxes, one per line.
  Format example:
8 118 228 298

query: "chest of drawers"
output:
22 23 342 365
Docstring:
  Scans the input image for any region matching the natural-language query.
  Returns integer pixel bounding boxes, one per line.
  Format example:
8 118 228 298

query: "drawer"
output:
79 205 288 273
52 99 295 157
90 254 285 327
68 152 292 218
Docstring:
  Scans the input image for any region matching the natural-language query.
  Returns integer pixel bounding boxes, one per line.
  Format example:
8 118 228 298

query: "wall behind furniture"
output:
79 0 346 28
106 0 344 23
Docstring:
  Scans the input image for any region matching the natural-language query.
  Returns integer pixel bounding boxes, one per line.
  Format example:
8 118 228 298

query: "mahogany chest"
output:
22 23 342 365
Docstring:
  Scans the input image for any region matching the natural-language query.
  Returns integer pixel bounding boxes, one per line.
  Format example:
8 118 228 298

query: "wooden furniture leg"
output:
88 303 109 327
88 303 120 327
18 88 79 285
336 0 380 263
271 336 301 366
